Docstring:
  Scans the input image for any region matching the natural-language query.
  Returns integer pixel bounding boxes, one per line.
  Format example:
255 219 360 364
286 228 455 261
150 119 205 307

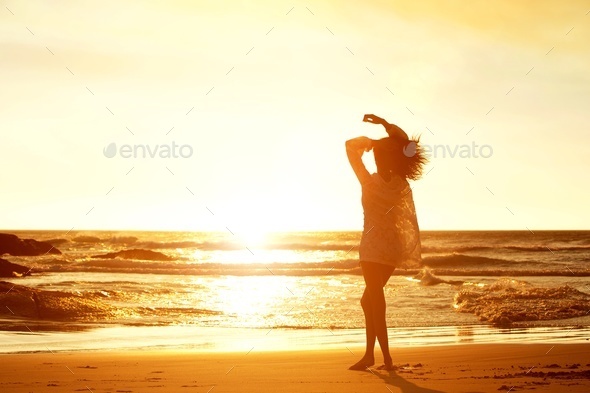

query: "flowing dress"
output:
359 173 421 268
346 137 422 268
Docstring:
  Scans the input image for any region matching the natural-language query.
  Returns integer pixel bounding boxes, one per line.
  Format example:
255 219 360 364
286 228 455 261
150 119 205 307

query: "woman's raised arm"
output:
363 114 408 140
345 136 373 185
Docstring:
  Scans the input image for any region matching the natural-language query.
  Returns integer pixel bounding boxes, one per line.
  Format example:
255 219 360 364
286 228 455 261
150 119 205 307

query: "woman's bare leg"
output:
361 288 377 359
348 288 376 370
366 276 393 368
349 262 395 370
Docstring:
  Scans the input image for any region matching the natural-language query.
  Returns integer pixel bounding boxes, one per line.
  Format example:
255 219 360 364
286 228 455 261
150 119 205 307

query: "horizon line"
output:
2 228 589 233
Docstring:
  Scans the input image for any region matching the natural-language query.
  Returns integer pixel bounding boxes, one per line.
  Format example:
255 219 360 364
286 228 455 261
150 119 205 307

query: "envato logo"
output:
404 141 493 159
103 141 193 159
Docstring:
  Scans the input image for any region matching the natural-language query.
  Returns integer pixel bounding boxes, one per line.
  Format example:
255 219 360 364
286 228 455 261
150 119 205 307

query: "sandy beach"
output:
1 344 588 392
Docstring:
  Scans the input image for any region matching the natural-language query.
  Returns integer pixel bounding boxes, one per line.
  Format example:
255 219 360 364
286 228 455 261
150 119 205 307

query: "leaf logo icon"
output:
403 141 417 157
103 143 117 158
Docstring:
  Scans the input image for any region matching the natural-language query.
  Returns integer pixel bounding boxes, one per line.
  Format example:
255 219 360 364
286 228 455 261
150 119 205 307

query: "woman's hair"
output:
373 136 427 181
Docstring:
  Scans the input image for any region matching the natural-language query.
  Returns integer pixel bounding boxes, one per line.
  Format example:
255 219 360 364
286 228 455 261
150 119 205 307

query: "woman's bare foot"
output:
348 357 375 370
376 363 397 371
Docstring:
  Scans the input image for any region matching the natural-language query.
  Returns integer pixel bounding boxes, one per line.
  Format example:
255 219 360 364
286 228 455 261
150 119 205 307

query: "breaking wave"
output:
454 278 590 326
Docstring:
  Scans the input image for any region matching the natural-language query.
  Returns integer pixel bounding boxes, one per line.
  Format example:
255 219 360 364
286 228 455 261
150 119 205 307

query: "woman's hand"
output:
363 114 386 125
364 114 409 140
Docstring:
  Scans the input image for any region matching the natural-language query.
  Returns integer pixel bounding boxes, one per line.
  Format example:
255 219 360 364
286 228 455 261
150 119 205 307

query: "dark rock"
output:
0 233 61 256
91 248 172 261
0 258 32 277
46 238 69 246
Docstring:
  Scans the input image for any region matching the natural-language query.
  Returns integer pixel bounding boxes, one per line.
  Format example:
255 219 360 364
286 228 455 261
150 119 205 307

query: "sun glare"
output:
212 276 291 327
238 226 270 249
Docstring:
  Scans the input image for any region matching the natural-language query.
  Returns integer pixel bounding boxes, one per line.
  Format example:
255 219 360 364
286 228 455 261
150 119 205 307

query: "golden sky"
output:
1 0 589 231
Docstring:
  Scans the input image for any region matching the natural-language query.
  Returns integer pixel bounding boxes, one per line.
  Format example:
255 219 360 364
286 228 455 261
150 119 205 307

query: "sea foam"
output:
453 278 590 326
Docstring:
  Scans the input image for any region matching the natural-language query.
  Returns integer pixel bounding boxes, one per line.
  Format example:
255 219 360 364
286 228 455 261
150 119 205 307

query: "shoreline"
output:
1 344 589 392
1 324 589 355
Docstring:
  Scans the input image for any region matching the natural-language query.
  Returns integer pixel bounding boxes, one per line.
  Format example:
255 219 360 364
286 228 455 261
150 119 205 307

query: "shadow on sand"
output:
367 369 448 393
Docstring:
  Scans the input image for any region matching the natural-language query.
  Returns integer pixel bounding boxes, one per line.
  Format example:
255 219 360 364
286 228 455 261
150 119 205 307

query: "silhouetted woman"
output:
346 114 426 371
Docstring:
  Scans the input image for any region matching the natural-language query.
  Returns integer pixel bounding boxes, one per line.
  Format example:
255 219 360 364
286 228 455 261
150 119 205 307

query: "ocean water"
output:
1 230 589 352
